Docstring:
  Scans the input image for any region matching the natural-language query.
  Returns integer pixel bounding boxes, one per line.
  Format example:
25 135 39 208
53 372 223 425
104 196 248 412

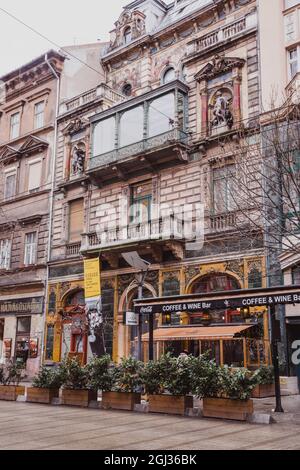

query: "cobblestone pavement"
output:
0 401 299 450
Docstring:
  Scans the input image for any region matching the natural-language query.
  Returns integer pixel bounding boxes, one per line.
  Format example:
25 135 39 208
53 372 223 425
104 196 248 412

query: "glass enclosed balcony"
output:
88 81 190 185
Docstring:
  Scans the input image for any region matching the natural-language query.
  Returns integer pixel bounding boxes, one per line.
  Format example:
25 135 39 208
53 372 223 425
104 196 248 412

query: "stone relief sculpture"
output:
211 90 233 129
71 145 85 176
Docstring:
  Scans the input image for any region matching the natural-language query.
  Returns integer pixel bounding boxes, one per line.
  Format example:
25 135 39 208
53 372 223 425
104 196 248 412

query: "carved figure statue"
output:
211 91 233 129
72 146 85 175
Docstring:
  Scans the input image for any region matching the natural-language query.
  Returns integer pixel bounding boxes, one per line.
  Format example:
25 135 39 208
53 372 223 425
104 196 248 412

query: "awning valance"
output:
141 324 254 342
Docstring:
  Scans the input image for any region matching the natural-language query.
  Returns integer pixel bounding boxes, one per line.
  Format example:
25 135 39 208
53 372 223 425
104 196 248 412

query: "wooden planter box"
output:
148 395 194 416
102 391 141 411
61 389 97 407
27 387 60 404
252 383 275 399
0 385 18 401
203 398 254 421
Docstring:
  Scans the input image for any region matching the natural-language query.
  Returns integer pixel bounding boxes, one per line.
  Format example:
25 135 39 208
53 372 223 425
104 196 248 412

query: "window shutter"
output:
69 199 84 242
28 161 42 192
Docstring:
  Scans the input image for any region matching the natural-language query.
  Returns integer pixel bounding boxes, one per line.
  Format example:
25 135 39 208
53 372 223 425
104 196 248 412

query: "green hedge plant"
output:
0 361 24 386
60 359 90 390
32 366 64 390
252 366 274 386
86 355 114 392
113 357 144 393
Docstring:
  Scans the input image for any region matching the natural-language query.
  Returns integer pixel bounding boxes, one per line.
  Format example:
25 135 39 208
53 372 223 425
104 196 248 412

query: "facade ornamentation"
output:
109 10 146 51
211 90 233 129
71 145 85 176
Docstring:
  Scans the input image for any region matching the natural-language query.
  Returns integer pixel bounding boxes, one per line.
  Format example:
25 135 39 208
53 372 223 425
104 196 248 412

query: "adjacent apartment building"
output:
0 51 65 376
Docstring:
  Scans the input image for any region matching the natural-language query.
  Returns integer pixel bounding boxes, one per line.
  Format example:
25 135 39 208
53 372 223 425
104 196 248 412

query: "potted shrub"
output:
251 366 275 398
102 357 143 411
199 366 256 421
60 358 97 407
27 366 64 404
0 361 25 401
144 354 193 416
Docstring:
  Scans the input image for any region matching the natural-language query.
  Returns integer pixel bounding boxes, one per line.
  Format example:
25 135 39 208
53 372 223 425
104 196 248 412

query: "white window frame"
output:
285 12 297 43
0 239 11 270
288 46 300 80
27 158 42 193
10 112 20 139
24 232 37 266
4 167 17 200
34 101 45 129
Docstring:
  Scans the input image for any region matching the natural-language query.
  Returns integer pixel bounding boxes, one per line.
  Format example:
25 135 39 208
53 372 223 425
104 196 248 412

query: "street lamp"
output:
122 252 151 361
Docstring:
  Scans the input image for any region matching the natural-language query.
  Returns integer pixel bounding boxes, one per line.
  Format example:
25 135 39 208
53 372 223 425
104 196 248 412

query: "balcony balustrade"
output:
186 12 257 57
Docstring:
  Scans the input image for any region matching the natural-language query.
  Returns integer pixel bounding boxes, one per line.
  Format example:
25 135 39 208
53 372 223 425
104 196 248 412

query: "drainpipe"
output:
40 53 61 366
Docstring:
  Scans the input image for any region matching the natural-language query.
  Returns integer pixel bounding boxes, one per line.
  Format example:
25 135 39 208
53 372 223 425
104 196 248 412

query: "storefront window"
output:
45 324 54 361
148 93 175 138
223 340 244 367
119 105 144 147
15 316 31 364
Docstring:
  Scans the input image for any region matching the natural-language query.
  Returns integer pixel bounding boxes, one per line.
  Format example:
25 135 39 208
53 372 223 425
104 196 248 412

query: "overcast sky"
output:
0 0 147 75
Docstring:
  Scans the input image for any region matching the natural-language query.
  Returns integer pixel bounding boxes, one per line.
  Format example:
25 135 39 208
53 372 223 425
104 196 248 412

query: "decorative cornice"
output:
195 55 245 82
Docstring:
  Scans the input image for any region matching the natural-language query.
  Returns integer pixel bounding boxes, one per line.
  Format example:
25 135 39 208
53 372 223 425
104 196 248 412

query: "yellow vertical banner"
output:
84 258 101 301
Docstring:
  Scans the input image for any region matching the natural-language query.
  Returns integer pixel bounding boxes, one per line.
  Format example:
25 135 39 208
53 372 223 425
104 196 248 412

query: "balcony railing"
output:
209 213 237 232
81 218 186 251
59 84 125 115
66 242 82 257
187 12 257 56
89 128 188 170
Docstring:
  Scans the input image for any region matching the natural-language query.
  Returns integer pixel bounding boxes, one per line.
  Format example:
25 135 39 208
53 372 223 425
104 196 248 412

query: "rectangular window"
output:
45 324 54 361
213 166 236 214
28 160 42 192
0 239 11 270
24 232 37 265
34 101 45 129
130 181 152 224
292 265 300 284
4 172 16 200
288 48 299 79
10 112 20 139
285 13 296 42
148 93 175 138
119 105 144 147
93 116 116 156
69 199 84 242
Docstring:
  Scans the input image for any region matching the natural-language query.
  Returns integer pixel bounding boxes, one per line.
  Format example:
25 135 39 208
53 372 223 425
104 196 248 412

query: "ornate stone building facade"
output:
44 0 269 366
0 51 65 375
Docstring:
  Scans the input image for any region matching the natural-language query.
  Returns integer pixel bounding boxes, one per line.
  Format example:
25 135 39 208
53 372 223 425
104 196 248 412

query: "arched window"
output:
122 83 132 97
162 67 176 84
65 290 85 307
191 273 241 294
124 27 132 44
